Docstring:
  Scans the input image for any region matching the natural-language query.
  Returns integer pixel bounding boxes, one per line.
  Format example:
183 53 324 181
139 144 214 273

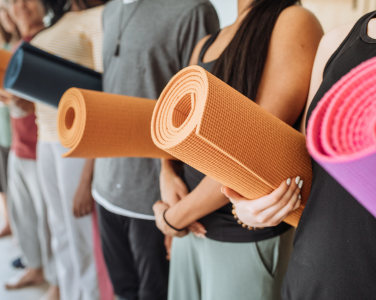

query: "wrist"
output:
164 208 185 231
161 159 175 173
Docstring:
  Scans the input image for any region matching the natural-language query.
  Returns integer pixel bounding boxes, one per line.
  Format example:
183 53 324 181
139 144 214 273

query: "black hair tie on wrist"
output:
163 209 185 232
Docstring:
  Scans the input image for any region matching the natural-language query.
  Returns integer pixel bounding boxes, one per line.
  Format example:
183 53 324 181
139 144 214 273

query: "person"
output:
223 8 376 300
31 1 108 299
0 1 58 299
152 0 323 299
0 0 19 238
73 0 219 299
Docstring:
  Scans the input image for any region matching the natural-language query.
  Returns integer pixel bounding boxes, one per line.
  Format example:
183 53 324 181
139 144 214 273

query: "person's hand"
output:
153 200 188 237
222 176 303 228
164 236 172 260
187 221 207 239
0 90 11 104
160 163 188 207
12 96 34 113
72 181 94 218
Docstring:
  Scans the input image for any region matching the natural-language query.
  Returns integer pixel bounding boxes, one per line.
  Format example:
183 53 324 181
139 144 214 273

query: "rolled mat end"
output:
58 88 175 159
152 65 313 228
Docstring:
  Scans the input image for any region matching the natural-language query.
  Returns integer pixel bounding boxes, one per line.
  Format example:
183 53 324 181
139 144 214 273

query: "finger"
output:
259 176 301 219
269 185 302 226
221 187 245 204
176 229 189 238
187 222 207 235
153 200 169 215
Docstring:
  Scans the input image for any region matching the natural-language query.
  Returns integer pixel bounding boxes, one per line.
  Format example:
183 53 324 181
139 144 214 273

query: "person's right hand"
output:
222 176 303 228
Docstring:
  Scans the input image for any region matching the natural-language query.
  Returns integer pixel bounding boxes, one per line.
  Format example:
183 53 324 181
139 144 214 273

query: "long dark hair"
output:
42 0 110 26
211 0 301 100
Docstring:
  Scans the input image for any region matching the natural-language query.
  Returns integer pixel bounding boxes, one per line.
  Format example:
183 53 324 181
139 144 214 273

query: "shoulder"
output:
82 5 104 18
189 34 211 65
172 0 216 16
275 5 323 35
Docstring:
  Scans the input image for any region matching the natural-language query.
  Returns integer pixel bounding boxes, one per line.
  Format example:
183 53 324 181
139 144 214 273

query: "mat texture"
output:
58 88 174 159
0 49 11 90
151 66 312 227
4 42 102 107
307 57 376 218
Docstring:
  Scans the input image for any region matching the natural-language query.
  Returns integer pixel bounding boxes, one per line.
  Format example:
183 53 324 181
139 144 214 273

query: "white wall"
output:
210 0 237 28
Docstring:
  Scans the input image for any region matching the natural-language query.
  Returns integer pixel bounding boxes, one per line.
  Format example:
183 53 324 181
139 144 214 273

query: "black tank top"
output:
282 11 376 300
182 31 291 243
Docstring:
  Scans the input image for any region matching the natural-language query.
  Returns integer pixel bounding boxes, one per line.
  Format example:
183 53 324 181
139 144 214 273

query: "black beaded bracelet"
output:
163 209 185 232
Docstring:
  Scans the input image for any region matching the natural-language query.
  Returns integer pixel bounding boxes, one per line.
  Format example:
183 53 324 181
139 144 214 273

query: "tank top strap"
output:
198 30 221 64
324 11 376 74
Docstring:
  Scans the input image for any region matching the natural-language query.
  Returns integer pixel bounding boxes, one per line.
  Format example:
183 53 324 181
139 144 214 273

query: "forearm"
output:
165 176 229 229
79 159 95 187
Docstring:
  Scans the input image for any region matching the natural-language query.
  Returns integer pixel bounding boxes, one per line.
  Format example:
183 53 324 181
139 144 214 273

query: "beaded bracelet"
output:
232 204 264 231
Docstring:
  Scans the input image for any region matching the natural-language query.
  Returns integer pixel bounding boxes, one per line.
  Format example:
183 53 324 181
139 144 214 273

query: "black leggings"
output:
96 203 169 300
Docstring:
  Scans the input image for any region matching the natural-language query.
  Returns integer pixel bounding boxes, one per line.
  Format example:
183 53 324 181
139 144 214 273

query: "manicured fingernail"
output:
286 178 291 186
221 187 224 194
295 176 301 185
298 194 301 199
196 233 206 239
298 180 303 189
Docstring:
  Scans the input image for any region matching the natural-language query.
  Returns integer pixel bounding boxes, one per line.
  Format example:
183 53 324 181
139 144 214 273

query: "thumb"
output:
221 187 244 204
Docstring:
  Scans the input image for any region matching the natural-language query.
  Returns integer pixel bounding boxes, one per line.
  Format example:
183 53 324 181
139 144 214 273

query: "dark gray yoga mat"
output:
4 42 102 108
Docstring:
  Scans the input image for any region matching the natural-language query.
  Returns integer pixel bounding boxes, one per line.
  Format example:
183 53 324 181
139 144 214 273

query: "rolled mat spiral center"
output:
152 66 313 227
307 57 376 218
58 88 174 159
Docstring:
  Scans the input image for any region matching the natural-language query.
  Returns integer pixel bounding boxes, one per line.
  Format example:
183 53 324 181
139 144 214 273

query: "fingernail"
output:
286 178 291 186
196 233 206 239
221 187 224 194
298 194 301 199
298 180 303 189
295 176 301 185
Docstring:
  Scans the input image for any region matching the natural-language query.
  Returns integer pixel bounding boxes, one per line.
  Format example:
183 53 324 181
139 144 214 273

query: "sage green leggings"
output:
168 228 294 300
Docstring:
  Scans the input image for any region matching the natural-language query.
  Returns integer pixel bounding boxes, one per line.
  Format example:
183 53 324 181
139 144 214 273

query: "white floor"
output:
0 214 49 300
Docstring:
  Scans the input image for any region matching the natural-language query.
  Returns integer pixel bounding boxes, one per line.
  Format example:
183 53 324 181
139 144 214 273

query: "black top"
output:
182 31 291 243
282 11 376 300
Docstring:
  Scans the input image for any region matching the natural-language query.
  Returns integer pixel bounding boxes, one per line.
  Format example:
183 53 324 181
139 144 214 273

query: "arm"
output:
72 159 95 217
156 6 324 233
225 20 355 228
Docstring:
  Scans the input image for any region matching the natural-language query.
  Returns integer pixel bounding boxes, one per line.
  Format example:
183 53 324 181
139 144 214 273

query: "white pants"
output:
37 142 99 300
8 151 57 285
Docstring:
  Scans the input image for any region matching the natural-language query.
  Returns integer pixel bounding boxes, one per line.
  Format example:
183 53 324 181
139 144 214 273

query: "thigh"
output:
201 235 283 300
96 203 139 299
129 218 169 300
168 233 201 300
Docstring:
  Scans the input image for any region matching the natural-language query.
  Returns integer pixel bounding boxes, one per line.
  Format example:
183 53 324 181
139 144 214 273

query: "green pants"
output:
168 229 294 300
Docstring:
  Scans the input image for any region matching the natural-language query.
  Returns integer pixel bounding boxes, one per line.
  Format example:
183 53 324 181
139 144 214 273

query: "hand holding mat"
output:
307 57 376 218
0 49 12 90
58 88 174 159
4 42 102 108
151 66 312 227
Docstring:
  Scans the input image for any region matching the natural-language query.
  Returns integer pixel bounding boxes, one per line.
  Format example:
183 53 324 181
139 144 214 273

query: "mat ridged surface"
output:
58 88 174 159
0 49 11 90
151 66 312 227
307 57 376 218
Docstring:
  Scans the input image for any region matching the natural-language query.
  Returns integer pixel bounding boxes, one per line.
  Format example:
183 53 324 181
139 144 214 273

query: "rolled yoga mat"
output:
57 88 174 159
4 42 102 107
0 49 12 90
151 66 312 227
307 57 376 218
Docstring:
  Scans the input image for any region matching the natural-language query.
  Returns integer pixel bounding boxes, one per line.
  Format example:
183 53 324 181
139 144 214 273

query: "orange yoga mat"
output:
57 88 174 159
151 66 313 227
0 49 12 90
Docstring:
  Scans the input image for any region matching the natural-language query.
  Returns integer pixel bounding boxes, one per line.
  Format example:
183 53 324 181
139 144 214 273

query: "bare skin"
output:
153 0 324 237
223 21 359 227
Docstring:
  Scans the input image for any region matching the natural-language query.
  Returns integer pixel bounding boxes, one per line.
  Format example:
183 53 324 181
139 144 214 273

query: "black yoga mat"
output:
4 42 102 108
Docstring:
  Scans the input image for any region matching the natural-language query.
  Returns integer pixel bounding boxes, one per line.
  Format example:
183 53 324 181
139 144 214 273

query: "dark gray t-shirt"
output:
93 0 220 216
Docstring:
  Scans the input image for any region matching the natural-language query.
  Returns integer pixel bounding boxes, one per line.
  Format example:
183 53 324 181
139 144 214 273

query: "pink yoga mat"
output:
307 57 376 217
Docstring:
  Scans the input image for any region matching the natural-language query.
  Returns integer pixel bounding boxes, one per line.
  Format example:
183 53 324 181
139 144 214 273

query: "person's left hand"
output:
12 96 34 113
72 181 94 218
153 201 188 237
